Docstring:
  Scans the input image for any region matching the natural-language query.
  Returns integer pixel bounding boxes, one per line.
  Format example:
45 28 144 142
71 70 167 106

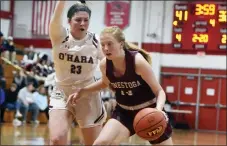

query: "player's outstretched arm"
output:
49 1 67 47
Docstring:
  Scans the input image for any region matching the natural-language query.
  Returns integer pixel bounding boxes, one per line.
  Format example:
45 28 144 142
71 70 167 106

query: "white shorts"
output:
49 79 107 128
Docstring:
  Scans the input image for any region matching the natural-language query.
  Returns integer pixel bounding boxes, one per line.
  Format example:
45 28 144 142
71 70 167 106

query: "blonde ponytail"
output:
124 42 152 65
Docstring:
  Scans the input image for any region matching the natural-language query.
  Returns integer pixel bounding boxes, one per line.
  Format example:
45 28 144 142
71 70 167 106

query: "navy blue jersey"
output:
106 49 156 106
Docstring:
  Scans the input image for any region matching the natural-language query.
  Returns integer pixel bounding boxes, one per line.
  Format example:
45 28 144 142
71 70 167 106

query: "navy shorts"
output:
112 104 172 144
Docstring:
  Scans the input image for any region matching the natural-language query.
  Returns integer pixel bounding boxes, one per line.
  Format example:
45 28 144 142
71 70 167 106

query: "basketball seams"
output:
135 112 165 134
137 118 166 138
134 111 158 129
133 108 168 141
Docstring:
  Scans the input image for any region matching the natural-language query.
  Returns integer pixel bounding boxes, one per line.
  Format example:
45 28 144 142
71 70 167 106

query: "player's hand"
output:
66 88 83 106
160 110 169 122
155 108 169 122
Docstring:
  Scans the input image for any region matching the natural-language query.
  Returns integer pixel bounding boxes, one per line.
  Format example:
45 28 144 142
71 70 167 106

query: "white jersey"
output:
52 30 103 86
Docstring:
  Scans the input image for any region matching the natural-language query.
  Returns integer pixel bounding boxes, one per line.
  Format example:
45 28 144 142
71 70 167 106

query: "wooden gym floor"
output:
0 123 226 145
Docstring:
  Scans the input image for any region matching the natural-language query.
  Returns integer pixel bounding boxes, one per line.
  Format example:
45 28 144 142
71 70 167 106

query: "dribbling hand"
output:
160 110 169 122
66 88 82 106
155 106 169 122
155 108 169 122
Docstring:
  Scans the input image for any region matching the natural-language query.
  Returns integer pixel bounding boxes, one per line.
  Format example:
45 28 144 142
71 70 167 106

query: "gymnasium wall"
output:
0 0 11 36
1 1 11 11
1 18 10 37
12 1 172 43
1 1 226 79
1 1 226 132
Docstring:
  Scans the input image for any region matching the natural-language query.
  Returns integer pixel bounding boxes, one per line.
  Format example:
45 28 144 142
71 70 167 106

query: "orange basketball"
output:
133 108 167 141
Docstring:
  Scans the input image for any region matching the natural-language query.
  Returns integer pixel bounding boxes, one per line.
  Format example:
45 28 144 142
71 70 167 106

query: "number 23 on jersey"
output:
71 65 82 74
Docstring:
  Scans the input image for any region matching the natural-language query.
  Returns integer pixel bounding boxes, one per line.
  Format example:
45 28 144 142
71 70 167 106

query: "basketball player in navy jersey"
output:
67 26 173 145
48 1 106 145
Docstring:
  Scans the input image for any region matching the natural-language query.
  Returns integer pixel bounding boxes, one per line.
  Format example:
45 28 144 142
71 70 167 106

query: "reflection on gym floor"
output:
1 123 226 145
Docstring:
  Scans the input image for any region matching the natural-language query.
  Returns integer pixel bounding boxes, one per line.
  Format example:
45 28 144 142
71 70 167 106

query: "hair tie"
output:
80 0 86 4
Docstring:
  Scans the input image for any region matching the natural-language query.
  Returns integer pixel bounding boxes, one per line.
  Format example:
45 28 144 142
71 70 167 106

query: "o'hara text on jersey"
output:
110 81 141 89
59 53 94 64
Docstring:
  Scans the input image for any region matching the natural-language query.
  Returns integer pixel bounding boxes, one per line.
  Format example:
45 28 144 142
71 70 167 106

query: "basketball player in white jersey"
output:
48 1 106 145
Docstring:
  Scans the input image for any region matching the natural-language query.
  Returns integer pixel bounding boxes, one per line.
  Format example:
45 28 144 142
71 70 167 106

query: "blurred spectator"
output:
44 72 55 97
21 45 38 69
33 53 51 77
0 31 3 43
35 60 48 77
0 31 6 56
0 64 6 89
0 31 3 55
12 70 27 92
33 84 49 119
101 88 115 101
17 82 39 124
38 52 48 64
104 98 116 119
0 83 22 123
26 71 39 88
47 61 54 74
100 88 116 118
0 83 5 123
3 36 16 63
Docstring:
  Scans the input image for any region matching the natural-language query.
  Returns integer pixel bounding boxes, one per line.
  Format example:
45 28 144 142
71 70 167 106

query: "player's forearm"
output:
50 1 65 26
155 89 166 111
49 1 67 46
83 79 108 94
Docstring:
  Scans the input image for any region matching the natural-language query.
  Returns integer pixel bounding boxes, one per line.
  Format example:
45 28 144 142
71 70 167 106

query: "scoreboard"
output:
172 2 227 51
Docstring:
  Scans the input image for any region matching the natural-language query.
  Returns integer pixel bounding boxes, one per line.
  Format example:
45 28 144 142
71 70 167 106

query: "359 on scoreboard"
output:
172 2 226 51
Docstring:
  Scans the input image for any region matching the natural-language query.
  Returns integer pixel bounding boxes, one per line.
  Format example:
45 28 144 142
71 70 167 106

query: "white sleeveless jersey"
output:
52 30 103 86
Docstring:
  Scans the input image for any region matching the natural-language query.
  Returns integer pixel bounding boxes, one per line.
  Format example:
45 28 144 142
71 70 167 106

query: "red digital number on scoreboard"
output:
172 2 227 51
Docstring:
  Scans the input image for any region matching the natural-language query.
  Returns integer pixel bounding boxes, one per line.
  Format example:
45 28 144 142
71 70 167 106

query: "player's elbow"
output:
156 88 166 98
49 22 56 34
